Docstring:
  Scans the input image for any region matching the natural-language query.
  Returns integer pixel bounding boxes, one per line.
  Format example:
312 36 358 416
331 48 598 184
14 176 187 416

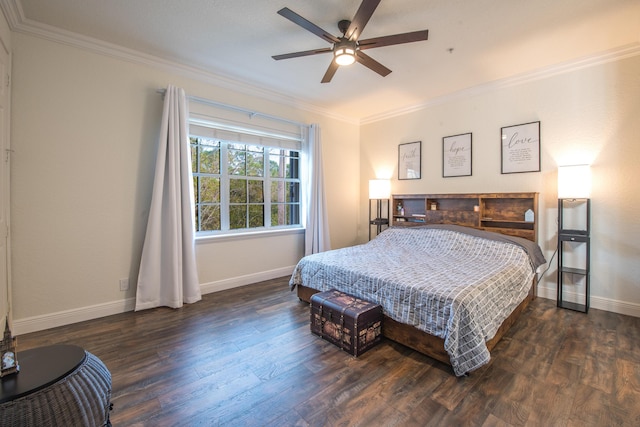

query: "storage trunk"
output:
310 289 383 356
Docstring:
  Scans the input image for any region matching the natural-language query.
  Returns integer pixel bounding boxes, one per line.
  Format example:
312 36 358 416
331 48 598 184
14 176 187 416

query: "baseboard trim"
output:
537 285 640 318
13 266 296 335
13 298 137 336
199 266 295 295
14 273 638 336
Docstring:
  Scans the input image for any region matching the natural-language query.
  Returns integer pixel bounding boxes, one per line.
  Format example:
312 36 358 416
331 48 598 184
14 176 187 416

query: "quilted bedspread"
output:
289 225 545 376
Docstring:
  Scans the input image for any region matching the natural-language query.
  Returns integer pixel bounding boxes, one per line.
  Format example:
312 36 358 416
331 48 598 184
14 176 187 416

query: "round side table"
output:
0 344 112 426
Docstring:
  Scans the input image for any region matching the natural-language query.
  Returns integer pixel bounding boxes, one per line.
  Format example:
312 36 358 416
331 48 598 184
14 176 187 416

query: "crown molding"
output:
0 0 359 126
361 42 640 124
0 0 22 29
2 0 637 127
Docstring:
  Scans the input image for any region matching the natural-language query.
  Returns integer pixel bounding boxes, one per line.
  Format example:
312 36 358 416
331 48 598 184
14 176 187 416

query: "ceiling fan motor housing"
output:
338 19 351 35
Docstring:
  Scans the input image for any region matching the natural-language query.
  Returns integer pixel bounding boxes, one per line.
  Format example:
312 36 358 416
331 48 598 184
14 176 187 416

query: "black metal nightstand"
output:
557 198 591 313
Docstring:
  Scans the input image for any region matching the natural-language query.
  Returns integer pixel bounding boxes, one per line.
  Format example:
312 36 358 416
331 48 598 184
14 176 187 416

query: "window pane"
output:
229 178 246 203
249 205 264 228
271 204 283 226
200 177 220 202
271 181 284 202
285 155 299 179
246 151 264 177
200 146 220 174
286 182 300 202
200 137 219 148
198 205 220 231
229 205 246 229
248 180 264 203
289 203 300 224
269 154 283 178
191 145 198 172
228 149 246 175
271 203 300 226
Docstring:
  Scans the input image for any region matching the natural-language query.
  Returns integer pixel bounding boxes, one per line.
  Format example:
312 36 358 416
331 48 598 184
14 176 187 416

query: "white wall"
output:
10 33 360 333
360 54 640 316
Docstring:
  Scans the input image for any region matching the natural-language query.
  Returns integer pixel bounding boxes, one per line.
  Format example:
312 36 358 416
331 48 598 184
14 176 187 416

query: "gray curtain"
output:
135 85 201 310
304 124 331 255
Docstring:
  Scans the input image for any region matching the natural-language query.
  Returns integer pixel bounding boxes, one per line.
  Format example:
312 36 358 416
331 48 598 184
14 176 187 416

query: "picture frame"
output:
442 132 472 177
501 121 541 174
398 141 421 180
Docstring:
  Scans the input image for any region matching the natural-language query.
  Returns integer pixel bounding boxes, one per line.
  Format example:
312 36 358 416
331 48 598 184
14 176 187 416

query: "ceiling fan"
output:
272 0 429 83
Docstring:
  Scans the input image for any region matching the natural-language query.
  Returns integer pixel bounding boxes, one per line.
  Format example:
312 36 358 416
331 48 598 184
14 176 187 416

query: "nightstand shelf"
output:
557 300 588 312
559 266 587 276
369 200 390 240
557 198 591 313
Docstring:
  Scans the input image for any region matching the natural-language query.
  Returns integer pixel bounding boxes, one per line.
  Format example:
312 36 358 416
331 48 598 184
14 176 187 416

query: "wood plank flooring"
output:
16 277 640 426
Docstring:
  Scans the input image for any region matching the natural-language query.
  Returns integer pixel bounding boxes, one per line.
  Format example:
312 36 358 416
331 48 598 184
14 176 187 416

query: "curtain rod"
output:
156 88 308 129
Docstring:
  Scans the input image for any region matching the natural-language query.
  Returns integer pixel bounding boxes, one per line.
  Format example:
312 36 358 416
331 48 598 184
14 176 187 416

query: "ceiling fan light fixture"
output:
274 2 430 83
334 40 357 66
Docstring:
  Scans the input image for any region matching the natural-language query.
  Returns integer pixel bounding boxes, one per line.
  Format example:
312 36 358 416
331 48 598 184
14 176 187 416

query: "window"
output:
190 127 302 235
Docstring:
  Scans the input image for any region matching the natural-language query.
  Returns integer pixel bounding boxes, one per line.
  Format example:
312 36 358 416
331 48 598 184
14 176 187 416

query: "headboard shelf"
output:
392 192 539 242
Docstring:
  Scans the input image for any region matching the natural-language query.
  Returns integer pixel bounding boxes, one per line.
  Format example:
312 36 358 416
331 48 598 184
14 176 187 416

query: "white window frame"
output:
189 118 303 238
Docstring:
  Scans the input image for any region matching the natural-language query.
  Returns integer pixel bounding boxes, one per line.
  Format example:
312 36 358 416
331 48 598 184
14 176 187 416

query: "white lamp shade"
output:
558 164 591 198
369 179 391 199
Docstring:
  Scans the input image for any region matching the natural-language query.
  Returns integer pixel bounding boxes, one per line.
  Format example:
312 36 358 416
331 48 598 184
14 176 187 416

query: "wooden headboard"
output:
391 192 539 242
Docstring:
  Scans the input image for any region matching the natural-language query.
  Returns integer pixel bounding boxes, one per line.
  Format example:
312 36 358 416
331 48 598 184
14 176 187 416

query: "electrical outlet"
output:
119 278 130 291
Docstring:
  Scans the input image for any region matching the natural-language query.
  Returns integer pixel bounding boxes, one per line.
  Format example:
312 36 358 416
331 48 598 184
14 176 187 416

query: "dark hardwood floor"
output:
17 277 640 426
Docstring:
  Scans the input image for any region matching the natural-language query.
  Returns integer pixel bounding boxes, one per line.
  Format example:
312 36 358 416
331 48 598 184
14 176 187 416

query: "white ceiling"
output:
6 0 640 121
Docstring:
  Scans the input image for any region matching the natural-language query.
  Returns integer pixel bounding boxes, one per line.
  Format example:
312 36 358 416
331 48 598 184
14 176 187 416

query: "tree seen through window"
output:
190 136 300 233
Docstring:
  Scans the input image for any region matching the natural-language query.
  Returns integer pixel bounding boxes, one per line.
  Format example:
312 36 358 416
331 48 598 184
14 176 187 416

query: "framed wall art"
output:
501 121 540 174
442 132 472 177
398 141 421 180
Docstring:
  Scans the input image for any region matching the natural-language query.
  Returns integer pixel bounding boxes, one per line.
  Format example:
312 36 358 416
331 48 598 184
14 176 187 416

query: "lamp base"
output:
369 199 389 240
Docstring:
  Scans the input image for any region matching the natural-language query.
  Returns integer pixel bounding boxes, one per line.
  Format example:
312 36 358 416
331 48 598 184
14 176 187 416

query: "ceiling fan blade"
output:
277 7 340 44
321 61 340 83
272 47 332 61
358 30 429 50
345 0 381 41
355 51 392 77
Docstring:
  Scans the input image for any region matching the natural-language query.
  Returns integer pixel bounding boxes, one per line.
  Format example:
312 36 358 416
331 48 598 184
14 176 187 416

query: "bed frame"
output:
297 192 539 368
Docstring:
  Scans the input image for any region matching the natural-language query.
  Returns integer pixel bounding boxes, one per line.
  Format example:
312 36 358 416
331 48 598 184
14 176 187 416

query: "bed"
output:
290 193 545 376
